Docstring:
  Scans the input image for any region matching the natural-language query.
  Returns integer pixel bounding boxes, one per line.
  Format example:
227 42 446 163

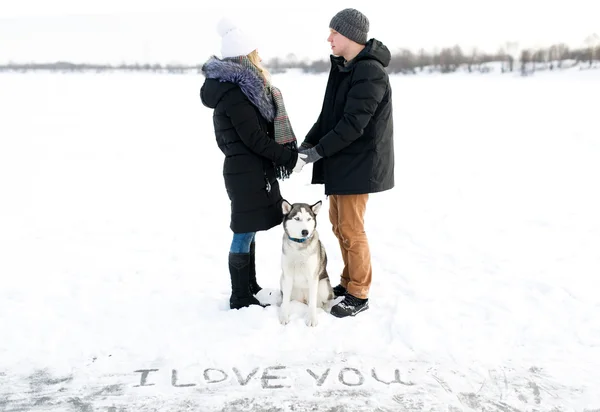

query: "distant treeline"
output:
272 43 600 75
2 41 599 75
0 61 196 73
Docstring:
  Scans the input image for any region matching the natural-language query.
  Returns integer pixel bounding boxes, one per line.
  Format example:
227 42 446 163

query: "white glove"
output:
293 153 307 173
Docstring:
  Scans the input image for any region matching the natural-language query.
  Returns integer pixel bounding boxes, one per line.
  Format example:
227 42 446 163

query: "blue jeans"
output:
230 232 256 254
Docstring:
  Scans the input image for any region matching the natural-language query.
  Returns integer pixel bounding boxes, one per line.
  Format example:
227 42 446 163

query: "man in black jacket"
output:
297 8 394 318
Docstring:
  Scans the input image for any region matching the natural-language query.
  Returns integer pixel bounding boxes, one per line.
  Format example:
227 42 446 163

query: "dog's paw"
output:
279 309 290 325
256 288 283 306
306 314 319 327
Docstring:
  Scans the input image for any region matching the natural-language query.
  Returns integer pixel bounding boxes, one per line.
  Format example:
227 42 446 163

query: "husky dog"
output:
279 200 334 327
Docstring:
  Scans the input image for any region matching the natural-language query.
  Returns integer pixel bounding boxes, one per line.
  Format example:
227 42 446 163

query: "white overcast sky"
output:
1 0 598 64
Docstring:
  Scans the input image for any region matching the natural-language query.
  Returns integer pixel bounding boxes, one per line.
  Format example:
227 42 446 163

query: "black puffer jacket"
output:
200 57 298 233
303 39 394 195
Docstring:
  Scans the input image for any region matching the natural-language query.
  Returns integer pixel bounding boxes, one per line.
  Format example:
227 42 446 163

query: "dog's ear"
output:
282 200 292 215
310 200 322 215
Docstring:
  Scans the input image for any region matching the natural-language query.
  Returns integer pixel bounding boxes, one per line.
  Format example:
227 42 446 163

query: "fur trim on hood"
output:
201 56 275 122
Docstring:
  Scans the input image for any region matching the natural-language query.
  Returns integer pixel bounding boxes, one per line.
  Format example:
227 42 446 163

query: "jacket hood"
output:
200 56 275 121
332 38 391 70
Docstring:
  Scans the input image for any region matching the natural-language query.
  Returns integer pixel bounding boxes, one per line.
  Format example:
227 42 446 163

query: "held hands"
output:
299 146 322 164
293 143 323 174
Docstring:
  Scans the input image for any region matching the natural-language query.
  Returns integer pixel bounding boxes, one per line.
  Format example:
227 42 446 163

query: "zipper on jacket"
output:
264 171 271 193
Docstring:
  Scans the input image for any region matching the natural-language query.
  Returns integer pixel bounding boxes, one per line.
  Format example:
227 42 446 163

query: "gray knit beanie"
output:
329 8 369 45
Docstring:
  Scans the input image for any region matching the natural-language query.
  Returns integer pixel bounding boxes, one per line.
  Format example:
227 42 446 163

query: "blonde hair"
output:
247 49 271 83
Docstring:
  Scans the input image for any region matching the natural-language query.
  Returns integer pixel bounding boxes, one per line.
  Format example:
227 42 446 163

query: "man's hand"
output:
298 146 322 164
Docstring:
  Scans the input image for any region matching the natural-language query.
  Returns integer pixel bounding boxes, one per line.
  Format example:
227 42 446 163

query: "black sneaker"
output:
330 293 369 318
332 284 347 297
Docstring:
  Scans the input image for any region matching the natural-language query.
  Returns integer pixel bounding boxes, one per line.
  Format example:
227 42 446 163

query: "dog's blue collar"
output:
288 235 311 243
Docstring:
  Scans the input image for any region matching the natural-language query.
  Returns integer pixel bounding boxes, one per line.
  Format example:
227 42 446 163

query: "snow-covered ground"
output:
0 68 599 411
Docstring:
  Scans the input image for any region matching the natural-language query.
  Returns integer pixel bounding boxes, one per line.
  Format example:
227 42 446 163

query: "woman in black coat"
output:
200 19 305 309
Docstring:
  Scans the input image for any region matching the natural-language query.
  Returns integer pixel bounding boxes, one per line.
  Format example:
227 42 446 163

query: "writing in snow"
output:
133 367 414 389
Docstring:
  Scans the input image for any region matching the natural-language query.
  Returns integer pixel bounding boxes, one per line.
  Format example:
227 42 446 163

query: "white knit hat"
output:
217 17 258 58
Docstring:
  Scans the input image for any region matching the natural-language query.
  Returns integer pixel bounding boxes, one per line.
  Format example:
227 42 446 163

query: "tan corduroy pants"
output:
328 194 372 299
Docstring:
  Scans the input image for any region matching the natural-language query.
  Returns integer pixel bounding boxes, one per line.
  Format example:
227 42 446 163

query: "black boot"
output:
229 252 263 310
248 241 262 295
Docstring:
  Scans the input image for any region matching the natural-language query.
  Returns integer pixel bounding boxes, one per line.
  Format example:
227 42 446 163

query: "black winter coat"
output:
200 57 298 233
304 39 395 195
